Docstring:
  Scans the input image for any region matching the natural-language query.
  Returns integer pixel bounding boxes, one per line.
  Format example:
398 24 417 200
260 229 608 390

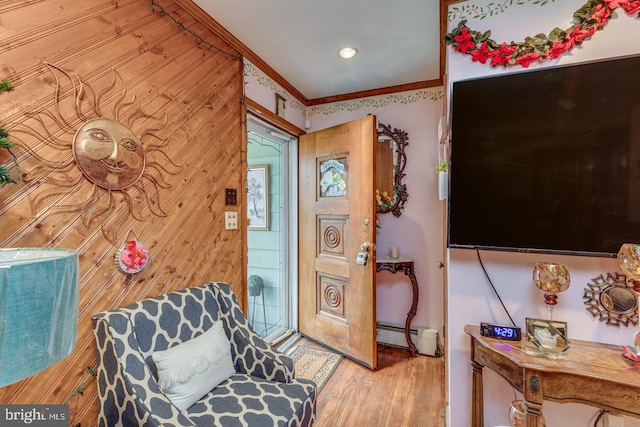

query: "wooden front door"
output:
299 115 377 369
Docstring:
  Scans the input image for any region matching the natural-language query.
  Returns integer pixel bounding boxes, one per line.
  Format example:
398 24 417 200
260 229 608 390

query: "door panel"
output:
299 115 377 369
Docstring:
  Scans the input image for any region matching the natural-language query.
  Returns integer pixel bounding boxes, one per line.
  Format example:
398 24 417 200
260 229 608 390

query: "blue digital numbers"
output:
493 326 514 338
480 322 521 341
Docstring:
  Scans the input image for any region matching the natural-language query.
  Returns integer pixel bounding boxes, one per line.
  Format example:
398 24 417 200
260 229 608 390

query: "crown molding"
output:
307 80 442 106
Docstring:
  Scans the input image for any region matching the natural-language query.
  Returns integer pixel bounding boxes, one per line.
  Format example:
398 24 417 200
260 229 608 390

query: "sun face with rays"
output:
74 118 145 190
14 62 181 242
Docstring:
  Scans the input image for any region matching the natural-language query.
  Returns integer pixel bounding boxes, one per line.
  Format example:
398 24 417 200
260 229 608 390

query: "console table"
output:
465 324 640 426
376 257 418 356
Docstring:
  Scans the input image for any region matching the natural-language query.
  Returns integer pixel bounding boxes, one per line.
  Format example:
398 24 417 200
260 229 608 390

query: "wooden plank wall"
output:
0 0 246 425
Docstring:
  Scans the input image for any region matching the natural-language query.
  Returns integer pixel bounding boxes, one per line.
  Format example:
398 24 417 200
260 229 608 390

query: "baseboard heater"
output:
376 321 440 357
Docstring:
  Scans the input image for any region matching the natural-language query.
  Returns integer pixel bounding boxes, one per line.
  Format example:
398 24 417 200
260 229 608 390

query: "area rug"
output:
289 345 343 392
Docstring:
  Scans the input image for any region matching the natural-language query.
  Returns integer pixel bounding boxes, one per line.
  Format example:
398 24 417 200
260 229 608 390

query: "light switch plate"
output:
225 211 238 230
225 188 237 205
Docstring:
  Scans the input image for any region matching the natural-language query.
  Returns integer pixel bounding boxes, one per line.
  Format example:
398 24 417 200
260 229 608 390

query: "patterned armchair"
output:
92 282 316 427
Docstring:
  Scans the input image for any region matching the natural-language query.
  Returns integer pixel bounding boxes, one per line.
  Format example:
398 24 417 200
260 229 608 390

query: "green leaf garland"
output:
0 127 20 187
0 80 20 187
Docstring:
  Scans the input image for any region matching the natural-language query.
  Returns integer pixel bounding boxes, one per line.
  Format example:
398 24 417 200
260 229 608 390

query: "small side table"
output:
375 257 419 356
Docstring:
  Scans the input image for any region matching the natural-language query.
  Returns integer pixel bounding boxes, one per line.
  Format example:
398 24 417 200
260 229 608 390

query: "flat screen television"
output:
448 54 640 257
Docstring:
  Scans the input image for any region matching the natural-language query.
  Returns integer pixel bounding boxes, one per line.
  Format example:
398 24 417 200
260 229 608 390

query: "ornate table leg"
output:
375 260 420 357
524 370 544 427
524 404 544 427
471 359 484 427
404 262 419 357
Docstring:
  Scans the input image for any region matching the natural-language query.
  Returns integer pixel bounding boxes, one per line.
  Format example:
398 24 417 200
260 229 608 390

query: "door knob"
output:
438 261 445 269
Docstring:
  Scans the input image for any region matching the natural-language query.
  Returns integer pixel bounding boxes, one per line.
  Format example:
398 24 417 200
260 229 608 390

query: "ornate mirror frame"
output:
376 123 409 217
584 273 639 327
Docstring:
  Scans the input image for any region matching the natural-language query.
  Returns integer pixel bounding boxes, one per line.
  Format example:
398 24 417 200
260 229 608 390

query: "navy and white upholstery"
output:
92 282 316 427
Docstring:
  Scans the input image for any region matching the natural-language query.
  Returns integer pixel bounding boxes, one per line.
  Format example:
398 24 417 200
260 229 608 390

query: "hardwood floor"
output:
292 338 447 427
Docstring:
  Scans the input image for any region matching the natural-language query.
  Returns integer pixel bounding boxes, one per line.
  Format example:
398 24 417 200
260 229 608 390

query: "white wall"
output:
446 1 640 426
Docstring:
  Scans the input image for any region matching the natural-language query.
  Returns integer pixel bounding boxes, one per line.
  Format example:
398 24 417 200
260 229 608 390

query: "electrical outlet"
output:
225 211 238 230
607 413 625 427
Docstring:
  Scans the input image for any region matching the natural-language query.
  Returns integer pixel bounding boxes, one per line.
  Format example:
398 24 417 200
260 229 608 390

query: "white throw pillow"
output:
152 320 235 411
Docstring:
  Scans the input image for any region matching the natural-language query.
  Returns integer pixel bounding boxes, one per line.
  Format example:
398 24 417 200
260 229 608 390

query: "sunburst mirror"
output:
583 273 638 327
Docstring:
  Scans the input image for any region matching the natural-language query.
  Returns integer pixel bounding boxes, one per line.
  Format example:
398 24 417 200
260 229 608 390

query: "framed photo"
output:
275 93 286 118
247 164 270 230
525 317 569 357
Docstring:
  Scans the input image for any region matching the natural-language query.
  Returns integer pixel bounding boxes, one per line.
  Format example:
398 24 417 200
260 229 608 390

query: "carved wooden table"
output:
376 257 419 356
465 324 640 426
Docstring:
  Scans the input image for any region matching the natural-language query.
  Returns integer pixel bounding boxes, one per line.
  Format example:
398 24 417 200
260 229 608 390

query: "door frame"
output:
244 98 305 341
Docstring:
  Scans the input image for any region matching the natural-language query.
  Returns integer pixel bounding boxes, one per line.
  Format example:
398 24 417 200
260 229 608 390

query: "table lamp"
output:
616 243 640 350
0 248 79 387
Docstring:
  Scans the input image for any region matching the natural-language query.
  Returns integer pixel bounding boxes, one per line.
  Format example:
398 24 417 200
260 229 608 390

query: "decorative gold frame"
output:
584 273 638 327
376 123 409 217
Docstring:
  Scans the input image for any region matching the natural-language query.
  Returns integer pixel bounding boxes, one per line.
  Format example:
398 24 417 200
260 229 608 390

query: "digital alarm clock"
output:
480 322 522 341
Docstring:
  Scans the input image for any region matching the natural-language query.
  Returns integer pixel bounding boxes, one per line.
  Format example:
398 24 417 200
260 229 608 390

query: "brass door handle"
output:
360 243 372 252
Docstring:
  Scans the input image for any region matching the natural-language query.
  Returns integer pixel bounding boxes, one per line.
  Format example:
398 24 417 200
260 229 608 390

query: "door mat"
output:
289 345 343 393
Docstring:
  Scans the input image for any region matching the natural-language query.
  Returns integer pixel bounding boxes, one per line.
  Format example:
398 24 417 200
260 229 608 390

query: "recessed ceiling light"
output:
338 47 358 59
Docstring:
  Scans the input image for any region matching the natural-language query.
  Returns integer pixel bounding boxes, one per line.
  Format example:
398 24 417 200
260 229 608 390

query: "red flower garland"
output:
444 0 640 68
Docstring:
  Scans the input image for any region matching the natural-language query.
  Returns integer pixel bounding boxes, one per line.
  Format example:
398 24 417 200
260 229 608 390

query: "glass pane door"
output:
246 116 296 342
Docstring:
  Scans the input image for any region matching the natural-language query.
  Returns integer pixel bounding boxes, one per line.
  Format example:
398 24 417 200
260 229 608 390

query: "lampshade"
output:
0 248 79 387
617 243 640 350
617 243 640 281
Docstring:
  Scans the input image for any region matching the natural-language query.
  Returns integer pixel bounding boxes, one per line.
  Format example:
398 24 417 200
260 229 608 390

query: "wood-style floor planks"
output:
292 338 446 427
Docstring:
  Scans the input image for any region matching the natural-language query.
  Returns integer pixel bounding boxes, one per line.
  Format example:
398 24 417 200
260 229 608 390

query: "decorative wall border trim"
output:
243 59 306 115
244 61 443 118
448 0 555 22
307 88 443 117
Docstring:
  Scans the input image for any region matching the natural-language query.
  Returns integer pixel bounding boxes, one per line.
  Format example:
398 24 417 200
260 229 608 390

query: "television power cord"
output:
476 250 517 327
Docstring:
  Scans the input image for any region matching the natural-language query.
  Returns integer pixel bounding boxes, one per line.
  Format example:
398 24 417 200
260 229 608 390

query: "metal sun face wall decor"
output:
73 118 146 190
12 62 182 243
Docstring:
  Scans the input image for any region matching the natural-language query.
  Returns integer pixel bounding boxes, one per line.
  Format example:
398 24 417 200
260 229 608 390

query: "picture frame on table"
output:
525 317 569 357
247 164 270 231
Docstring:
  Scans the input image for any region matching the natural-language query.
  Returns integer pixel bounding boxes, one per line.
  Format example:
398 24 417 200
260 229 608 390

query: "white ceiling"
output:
193 0 442 100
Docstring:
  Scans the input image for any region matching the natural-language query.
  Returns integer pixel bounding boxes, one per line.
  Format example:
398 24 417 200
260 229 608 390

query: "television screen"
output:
448 54 640 257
